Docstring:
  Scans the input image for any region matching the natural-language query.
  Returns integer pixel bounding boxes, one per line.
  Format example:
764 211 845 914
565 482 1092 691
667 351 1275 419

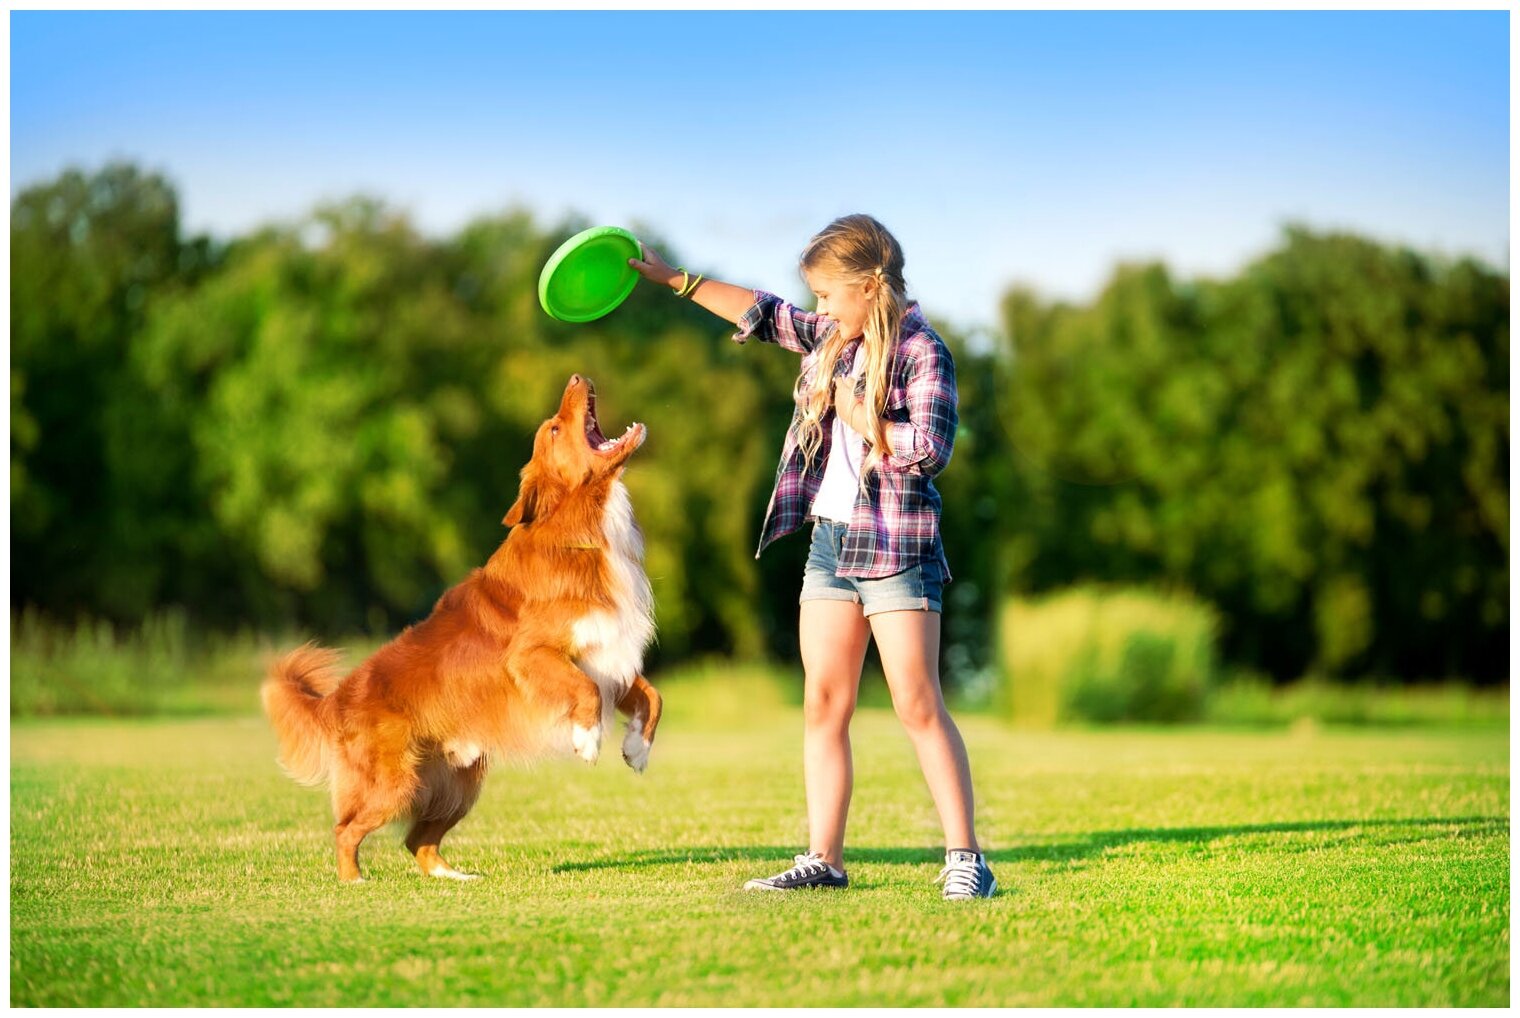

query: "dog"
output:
261 374 659 883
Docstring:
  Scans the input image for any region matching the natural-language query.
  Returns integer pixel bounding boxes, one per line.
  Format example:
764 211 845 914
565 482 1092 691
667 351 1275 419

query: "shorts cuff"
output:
799 586 862 606
862 596 941 617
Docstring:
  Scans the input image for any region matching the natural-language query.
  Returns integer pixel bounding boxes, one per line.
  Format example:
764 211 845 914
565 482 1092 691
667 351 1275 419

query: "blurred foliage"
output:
11 164 1510 686
1202 673 1509 729
997 231 1508 683
999 586 1221 724
8 606 313 717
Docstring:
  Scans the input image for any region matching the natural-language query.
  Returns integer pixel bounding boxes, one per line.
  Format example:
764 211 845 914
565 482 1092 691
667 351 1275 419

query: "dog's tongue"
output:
584 391 638 453
596 425 637 452
585 392 608 445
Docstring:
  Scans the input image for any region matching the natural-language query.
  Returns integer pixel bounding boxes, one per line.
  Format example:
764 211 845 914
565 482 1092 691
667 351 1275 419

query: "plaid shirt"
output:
733 290 957 582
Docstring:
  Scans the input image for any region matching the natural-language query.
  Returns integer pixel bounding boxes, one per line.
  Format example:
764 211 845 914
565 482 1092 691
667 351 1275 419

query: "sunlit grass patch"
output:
10 683 1508 1007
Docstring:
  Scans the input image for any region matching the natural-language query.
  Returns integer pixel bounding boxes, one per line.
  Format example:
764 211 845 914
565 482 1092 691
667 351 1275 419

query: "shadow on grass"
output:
551 814 1507 873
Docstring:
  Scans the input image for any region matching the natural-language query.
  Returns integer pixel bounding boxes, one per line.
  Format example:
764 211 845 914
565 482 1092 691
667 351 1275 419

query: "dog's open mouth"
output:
583 386 645 457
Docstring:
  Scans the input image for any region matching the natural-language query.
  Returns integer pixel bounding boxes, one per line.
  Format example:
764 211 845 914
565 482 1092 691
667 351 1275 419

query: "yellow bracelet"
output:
680 273 705 299
673 269 689 295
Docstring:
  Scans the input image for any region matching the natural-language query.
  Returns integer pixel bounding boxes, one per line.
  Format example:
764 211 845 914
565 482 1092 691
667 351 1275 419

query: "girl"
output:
628 214 996 900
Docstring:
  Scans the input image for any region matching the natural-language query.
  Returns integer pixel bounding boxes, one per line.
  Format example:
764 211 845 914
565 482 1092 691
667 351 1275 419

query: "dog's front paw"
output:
571 722 602 764
622 725 651 773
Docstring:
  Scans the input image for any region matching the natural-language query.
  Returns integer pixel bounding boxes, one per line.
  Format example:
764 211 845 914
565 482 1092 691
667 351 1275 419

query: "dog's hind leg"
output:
334 803 393 884
331 733 419 883
406 757 486 880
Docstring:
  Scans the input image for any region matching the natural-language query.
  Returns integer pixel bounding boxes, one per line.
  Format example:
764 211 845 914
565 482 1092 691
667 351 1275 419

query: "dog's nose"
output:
570 374 581 386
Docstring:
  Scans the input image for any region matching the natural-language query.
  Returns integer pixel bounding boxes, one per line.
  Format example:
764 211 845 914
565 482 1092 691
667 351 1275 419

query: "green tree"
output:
996 226 1508 682
11 163 198 618
132 198 503 629
18 162 1502 687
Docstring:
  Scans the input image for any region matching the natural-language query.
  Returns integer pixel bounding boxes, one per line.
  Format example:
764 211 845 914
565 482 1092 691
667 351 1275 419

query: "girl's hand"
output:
628 244 682 292
832 376 862 427
626 245 754 324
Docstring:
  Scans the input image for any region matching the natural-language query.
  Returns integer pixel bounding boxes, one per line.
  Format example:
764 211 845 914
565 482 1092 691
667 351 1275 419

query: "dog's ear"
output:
504 468 564 527
503 477 539 528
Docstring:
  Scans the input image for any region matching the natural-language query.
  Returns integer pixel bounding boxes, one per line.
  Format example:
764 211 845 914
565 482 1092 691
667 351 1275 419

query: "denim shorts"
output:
799 520 943 616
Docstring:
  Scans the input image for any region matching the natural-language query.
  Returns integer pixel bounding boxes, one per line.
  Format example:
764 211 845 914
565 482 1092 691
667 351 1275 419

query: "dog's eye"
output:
551 426 560 436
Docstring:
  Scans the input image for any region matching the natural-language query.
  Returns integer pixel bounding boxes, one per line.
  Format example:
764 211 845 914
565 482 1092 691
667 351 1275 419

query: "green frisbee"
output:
538 225 642 322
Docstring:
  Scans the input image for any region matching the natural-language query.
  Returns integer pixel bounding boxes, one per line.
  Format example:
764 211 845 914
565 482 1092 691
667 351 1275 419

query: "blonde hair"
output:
794 214 908 477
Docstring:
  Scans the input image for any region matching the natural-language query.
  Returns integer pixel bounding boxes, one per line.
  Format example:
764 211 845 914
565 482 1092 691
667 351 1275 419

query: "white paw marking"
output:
622 725 651 772
429 864 480 881
572 722 602 764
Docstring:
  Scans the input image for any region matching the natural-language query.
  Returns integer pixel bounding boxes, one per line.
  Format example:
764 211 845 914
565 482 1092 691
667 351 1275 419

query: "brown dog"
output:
262 375 660 882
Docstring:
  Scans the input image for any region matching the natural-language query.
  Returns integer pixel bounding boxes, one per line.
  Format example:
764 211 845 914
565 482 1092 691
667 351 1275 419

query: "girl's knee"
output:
803 683 857 729
892 695 944 734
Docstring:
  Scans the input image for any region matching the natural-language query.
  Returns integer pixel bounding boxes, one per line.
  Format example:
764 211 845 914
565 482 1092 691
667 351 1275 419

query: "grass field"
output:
10 669 1509 1006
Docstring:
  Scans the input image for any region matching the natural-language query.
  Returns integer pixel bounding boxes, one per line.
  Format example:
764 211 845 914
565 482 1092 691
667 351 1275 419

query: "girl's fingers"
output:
628 244 671 282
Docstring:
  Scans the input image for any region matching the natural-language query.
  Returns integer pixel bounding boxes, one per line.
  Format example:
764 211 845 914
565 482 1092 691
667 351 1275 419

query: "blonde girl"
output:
629 214 995 900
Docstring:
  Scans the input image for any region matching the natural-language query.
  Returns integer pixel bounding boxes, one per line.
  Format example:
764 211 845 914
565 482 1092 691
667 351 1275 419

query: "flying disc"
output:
538 226 642 322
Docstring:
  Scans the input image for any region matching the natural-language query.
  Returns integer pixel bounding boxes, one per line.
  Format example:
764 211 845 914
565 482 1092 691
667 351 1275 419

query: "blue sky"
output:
11 10 1509 330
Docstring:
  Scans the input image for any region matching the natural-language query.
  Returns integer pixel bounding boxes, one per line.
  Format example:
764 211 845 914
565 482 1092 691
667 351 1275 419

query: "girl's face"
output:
803 268 872 341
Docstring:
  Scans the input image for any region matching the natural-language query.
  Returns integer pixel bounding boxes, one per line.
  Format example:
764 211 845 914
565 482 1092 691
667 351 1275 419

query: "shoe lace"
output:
935 854 982 897
781 853 828 881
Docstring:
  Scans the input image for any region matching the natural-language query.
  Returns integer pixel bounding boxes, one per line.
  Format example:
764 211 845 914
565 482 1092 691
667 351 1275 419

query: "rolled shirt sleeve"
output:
879 336 957 477
731 290 833 354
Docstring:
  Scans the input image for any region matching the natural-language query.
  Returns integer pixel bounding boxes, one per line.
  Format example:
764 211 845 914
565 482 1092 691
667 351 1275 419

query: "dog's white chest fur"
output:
570 481 654 713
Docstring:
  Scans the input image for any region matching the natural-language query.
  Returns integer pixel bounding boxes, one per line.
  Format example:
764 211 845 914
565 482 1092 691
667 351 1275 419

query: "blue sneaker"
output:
743 852 849 891
935 849 997 899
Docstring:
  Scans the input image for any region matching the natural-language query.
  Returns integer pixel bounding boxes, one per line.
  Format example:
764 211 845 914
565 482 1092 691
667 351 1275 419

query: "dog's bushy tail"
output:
261 642 343 787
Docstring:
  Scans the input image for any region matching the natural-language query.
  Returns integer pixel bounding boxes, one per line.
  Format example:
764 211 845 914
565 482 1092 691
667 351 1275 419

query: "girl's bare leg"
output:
799 598 872 869
868 609 979 853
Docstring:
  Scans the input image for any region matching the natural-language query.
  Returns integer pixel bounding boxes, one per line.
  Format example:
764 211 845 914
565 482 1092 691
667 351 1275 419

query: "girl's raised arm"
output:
629 245 755 325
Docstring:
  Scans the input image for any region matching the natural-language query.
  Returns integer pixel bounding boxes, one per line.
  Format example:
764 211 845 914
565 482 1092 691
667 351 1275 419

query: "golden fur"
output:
261 375 660 882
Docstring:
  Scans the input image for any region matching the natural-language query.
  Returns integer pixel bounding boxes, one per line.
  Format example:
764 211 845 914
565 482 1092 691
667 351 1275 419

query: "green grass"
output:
9 609 344 718
10 669 1509 1006
1203 674 1510 728
14 611 1507 731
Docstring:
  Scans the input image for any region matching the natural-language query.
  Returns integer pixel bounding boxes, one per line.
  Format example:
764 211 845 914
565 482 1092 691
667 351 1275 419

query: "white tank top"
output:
809 345 866 524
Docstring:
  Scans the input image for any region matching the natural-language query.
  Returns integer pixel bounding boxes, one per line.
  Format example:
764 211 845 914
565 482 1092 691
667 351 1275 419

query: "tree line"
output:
12 163 1509 683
